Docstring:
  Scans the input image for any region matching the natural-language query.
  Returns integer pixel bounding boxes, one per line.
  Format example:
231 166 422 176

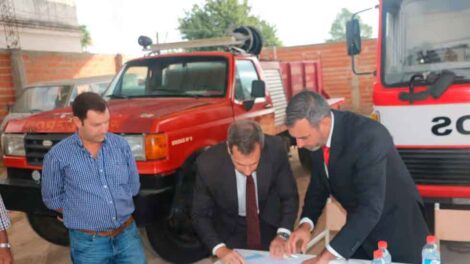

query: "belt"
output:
79 216 134 237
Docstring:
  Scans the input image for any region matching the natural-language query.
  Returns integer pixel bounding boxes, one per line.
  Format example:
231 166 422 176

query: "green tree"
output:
178 0 282 48
79 25 92 50
327 8 373 43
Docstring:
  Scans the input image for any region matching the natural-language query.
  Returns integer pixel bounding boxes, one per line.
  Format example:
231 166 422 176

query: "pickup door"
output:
232 58 276 135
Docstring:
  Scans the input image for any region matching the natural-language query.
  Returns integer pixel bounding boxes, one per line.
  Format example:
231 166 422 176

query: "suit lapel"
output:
328 110 344 183
312 149 331 191
256 145 272 210
220 152 239 215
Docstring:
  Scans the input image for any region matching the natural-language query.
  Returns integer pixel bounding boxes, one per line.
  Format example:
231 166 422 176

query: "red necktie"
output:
246 174 262 249
322 146 330 167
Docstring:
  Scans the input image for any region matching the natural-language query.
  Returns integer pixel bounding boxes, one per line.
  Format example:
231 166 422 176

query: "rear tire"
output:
27 213 69 246
145 217 208 263
145 155 209 263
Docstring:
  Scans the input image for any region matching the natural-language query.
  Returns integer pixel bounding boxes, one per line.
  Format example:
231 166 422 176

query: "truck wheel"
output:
298 147 313 172
145 155 208 263
146 216 208 263
27 213 69 246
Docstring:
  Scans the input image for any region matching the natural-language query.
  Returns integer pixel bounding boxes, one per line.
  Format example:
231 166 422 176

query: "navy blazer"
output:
302 110 429 263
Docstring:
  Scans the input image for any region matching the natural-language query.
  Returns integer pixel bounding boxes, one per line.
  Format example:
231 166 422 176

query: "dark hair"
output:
285 91 331 127
72 92 107 122
227 120 264 155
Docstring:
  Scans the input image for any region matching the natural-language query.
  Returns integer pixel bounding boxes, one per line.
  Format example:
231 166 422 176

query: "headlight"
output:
123 135 145 160
123 133 168 161
1 133 26 156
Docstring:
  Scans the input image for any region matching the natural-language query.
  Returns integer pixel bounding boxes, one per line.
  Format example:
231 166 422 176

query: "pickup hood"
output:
4 97 224 133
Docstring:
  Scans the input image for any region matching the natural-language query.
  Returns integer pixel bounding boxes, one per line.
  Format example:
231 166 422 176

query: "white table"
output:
215 249 408 264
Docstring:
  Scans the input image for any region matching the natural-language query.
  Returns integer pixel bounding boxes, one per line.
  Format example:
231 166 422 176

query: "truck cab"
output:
347 0 470 230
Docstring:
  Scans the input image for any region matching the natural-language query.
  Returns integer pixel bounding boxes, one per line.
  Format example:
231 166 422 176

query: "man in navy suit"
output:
286 91 428 264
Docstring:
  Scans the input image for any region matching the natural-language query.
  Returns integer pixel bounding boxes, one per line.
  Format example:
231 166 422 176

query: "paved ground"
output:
4 150 470 263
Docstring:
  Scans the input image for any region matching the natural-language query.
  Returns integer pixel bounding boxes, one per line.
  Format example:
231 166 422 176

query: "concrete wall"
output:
0 0 81 52
260 39 378 114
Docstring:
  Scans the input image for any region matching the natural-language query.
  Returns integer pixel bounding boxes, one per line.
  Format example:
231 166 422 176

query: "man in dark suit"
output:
192 120 299 264
285 91 429 264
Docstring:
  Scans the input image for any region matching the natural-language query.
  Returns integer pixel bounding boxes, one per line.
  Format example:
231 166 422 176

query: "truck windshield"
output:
382 0 470 86
107 56 228 98
12 85 72 113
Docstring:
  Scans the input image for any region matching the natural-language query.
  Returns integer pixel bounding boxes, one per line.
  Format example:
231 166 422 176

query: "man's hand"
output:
287 223 312 254
0 248 13 264
215 246 245 264
269 235 287 259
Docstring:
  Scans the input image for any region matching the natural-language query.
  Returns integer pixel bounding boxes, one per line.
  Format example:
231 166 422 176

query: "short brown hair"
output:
227 120 264 155
72 92 107 122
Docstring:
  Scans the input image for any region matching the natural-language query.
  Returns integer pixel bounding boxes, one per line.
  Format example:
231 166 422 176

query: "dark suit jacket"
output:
302 110 429 264
192 135 299 252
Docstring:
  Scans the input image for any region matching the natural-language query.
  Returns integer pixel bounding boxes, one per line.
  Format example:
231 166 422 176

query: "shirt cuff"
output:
299 217 314 231
212 243 226 256
276 227 291 235
326 244 345 259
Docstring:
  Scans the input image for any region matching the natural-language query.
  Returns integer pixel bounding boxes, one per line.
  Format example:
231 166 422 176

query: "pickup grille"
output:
398 148 470 185
25 133 70 166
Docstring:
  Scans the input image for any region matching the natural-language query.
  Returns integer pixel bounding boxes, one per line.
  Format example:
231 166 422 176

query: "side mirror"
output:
251 80 265 98
346 18 362 56
242 100 254 111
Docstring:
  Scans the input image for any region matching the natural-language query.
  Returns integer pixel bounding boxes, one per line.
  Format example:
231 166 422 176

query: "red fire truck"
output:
347 0 470 229
0 27 341 263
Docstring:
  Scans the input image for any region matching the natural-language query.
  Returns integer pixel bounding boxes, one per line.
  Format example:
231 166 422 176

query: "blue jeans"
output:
69 222 147 264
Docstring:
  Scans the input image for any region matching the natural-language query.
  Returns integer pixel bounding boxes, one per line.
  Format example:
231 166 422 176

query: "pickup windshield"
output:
382 0 470 86
106 56 228 98
12 85 72 113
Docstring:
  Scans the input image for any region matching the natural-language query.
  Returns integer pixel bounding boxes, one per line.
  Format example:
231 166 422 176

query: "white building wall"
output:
0 0 81 52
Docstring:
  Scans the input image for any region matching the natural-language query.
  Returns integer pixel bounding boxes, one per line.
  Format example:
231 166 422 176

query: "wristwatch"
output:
0 243 10 249
277 231 290 241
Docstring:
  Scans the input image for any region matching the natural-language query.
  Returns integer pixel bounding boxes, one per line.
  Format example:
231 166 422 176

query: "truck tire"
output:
146 217 208 263
298 148 313 172
27 213 69 246
145 153 209 263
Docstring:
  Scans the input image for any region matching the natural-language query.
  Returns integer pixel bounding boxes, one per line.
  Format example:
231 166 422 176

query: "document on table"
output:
231 249 314 264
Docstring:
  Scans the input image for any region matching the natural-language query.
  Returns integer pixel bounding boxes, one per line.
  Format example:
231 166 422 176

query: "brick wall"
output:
0 52 15 119
22 51 120 84
0 49 125 122
260 39 378 114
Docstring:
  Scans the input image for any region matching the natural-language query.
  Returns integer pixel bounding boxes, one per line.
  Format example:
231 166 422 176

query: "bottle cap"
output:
378 240 388 249
374 249 383 259
426 235 436 244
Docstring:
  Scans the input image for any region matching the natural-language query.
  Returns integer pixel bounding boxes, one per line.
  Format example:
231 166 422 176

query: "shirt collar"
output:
325 112 334 148
72 132 108 148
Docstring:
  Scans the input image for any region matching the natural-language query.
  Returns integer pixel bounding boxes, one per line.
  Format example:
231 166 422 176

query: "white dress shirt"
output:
212 169 292 255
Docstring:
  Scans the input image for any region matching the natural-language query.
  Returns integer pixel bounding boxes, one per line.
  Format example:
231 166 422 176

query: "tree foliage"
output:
178 0 282 48
327 8 373 43
79 25 92 50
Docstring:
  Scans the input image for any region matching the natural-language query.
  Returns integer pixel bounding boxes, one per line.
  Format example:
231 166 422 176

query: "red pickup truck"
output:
0 29 341 263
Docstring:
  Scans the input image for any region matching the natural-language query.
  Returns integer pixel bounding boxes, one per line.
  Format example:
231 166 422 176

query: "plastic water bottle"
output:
422 235 441 264
372 249 385 264
378 240 392 264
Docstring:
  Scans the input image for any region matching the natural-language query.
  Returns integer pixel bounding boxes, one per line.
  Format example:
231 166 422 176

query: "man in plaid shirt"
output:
0 194 12 263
